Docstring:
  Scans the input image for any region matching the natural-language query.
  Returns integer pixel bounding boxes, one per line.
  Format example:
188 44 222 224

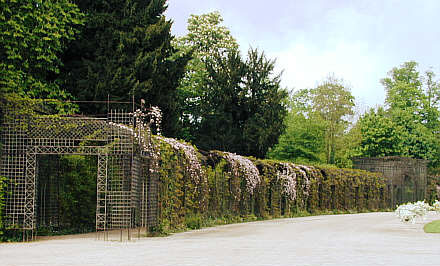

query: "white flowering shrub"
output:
148 106 162 135
276 163 297 200
395 201 432 223
222 152 261 194
108 108 163 175
433 200 440 213
156 136 206 185
296 165 312 196
275 163 317 201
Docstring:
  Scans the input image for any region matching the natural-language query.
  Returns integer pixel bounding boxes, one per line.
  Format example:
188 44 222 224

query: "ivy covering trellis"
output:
152 137 392 233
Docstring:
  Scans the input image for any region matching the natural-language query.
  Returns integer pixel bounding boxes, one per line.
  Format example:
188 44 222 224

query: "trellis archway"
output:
0 104 158 240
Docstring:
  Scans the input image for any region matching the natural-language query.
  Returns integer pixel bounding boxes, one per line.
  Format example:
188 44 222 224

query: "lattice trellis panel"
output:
29 117 110 141
24 148 36 229
1 114 28 228
0 109 153 236
96 154 108 231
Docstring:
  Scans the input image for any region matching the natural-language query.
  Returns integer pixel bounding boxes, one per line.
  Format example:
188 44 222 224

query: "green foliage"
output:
334 121 362 168
174 12 287 157
37 155 97 234
269 78 354 166
355 62 440 167
184 213 204 230
310 76 355 164
195 48 288 158
173 11 239 141
154 137 208 232
154 138 391 235
0 0 84 102
357 107 405 157
62 0 190 136
57 155 96 232
0 175 7 239
382 61 430 118
268 92 326 163
241 49 289 158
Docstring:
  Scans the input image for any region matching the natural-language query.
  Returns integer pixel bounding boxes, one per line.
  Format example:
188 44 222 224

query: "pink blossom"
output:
157 136 206 185
221 152 260 194
276 163 297 200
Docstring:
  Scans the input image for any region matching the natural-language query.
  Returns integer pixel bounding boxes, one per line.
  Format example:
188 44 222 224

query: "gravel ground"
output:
1 212 439 266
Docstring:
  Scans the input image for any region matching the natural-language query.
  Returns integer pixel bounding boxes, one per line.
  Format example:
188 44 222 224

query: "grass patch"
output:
424 220 440 233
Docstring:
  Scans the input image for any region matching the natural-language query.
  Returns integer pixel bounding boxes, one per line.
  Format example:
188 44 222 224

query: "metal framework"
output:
353 156 428 206
0 106 158 240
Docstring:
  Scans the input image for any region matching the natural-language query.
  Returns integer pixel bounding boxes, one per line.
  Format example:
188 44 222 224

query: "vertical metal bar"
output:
24 149 36 230
96 154 108 232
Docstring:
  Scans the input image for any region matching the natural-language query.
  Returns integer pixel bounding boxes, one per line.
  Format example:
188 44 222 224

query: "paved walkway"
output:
1 212 439 266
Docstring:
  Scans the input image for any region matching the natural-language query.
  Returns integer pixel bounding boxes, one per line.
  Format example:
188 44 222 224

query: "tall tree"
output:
267 92 326 163
310 76 355 164
382 61 440 129
242 49 288 157
197 48 288 158
355 62 440 167
424 69 440 130
383 61 424 111
173 11 239 141
0 0 83 112
356 107 406 157
61 0 190 136
356 106 439 164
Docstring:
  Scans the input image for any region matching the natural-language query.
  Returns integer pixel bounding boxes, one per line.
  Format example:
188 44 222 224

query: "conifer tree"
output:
198 48 288 158
62 0 190 135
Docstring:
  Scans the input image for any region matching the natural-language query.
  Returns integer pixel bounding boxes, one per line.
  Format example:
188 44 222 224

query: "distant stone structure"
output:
353 157 428 206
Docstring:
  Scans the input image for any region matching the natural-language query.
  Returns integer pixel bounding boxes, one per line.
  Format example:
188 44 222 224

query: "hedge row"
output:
427 174 440 204
153 138 391 232
0 175 6 239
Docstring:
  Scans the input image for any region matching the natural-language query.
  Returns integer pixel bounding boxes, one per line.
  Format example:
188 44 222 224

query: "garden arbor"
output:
0 102 158 240
353 156 428 207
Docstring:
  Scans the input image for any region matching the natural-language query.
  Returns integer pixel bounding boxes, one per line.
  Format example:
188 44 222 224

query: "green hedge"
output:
427 174 440 204
153 138 391 233
0 175 6 239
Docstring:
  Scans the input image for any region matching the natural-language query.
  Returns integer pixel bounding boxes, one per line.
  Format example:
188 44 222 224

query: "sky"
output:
165 0 440 110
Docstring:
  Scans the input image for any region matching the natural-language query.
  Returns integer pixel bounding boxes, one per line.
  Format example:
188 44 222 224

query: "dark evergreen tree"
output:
242 49 288 158
197 48 288 158
61 0 190 136
197 49 246 153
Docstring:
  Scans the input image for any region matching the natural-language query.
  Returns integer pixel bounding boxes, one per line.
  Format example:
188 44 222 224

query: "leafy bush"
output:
0 175 6 239
184 214 203 230
154 138 391 234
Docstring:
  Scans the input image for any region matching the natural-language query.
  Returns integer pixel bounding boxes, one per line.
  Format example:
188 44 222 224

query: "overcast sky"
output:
165 0 440 110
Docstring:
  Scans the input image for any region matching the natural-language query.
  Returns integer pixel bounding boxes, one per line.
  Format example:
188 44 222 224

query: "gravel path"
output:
1 212 439 266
